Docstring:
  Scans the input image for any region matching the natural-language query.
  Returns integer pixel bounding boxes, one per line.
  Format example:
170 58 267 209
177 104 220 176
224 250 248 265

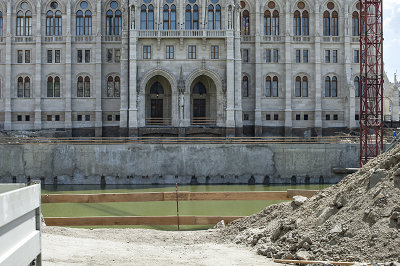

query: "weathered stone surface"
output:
292 196 307 206
369 169 388 189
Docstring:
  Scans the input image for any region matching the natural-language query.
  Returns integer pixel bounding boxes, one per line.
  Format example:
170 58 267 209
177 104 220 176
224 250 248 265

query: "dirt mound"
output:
220 145 400 263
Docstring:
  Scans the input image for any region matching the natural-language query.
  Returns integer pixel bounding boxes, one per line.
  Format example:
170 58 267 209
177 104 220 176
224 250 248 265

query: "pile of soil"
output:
220 145 400 263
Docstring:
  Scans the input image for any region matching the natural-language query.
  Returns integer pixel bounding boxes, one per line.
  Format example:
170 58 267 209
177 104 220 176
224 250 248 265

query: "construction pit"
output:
39 143 400 265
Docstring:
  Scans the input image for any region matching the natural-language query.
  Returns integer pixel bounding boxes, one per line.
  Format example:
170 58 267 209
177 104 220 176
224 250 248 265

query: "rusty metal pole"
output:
176 183 180 231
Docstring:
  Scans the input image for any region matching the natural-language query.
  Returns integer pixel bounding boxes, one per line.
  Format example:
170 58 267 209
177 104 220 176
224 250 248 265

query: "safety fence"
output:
0 136 366 145
42 189 318 227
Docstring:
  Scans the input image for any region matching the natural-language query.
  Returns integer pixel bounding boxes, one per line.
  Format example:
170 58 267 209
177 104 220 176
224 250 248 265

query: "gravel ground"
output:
42 226 281 266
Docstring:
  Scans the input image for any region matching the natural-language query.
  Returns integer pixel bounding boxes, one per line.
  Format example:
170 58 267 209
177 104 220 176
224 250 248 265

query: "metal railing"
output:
146 118 172 126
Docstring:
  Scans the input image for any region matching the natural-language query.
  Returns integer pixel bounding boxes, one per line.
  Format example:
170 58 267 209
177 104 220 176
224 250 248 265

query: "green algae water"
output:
41 184 329 230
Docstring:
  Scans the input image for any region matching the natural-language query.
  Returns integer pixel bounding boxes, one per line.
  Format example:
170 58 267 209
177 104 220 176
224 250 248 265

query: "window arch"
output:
323 2 339 36
264 11 271 35
272 10 279 35
208 3 221 30
242 75 249 97
47 76 61 97
352 11 359 36
193 82 206 95
77 76 90 97
106 2 122 35
46 6 62 36
76 1 92 35
264 4 279 36
241 9 250 35
106 75 120 97
295 75 308 97
294 11 301 36
325 75 338 97
266 76 279 97
141 4 154 30
354 76 360 97
0 11 2 36
163 3 176 30
186 2 199 30
16 2 32 36
17 76 30 98
302 11 309 36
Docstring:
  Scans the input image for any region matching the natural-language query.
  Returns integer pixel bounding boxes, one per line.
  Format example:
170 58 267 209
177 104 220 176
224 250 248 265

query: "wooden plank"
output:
41 192 165 203
173 191 289 201
44 216 243 226
286 189 319 199
274 259 357 265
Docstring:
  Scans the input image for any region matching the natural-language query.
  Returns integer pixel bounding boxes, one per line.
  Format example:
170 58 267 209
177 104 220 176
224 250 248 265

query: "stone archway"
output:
145 75 172 125
189 75 217 125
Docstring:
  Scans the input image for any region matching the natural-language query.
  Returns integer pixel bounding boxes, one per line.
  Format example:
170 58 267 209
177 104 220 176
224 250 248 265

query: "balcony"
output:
322 36 341 42
262 36 281 42
13 36 34 43
241 35 255 42
292 36 312 42
74 36 94 42
43 36 65 42
146 118 172 126
351 36 360 43
102 35 122 42
191 117 216 126
137 30 226 39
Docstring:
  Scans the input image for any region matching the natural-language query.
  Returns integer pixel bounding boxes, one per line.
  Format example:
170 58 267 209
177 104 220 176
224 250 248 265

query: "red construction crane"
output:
360 0 384 166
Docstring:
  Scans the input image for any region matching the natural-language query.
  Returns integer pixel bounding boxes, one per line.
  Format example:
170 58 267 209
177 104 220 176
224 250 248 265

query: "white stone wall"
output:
0 0 397 136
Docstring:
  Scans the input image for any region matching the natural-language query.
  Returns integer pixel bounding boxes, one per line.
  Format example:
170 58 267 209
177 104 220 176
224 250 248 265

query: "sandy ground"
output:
42 227 280 266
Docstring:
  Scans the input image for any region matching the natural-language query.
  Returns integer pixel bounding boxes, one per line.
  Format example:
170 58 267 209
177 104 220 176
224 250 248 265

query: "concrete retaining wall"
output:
0 143 360 185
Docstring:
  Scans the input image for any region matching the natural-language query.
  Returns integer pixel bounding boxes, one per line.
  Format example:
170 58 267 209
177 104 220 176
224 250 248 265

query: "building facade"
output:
0 0 397 137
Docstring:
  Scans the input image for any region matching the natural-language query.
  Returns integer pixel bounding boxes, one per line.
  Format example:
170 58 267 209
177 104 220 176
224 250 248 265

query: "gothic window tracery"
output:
106 1 122 35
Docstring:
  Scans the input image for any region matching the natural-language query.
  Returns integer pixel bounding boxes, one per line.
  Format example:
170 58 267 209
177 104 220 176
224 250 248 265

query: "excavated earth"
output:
220 144 400 263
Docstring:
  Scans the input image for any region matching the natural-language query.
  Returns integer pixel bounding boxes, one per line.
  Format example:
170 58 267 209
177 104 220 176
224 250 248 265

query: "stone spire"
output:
178 66 185 93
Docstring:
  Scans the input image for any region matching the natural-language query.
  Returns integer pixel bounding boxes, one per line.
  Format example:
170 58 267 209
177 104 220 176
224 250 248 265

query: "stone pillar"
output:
119 1 130 136
4 0 12 130
34 2 42 130
128 27 138 136
284 6 292 137
254 0 262 136
314 6 322 136
225 30 235 135
233 5 243 136
64 1 73 136
94 1 103 136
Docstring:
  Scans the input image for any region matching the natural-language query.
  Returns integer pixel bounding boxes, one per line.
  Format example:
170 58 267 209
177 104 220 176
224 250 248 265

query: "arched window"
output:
76 2 92 35
352 11 359 36
84 10 92 35
193 4 199 29
77 76 90 97
325 76 331 97
332 76 337 97
0 11 3 36
47 76 61 97
106 75 120 97
354 76 360 97
163 3 176 30
323 11 330 36
272 10 279 35
294 11 301 36
16 2 32 36
295 76 301 97
332 11 338 36
185 5 192 29
193 82 206 95
302 11 309 36
208 4 221 30
46 8 62 36
185 3 199 30
242 76 248 97
17 76 30 98
295 76 308 97
265 76 271 97
272 76 278 97
264 10 271 35
302 76 308 97
106 2 122 35
241 10 250 35
141 4 154 30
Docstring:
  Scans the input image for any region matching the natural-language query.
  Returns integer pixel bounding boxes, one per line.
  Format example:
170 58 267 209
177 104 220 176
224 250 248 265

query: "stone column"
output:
225 29 235 134
314 6 322 136
233 5 243 136
284 5 292 136
128 22 138 136
94 1 103 136
64 1 73 136
34 2 42 130
4 0 12 130
254 0 262 136
119 1 130 136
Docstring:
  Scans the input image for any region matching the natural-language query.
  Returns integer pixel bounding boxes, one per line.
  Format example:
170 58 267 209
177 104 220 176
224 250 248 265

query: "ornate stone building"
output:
0 0 397 137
